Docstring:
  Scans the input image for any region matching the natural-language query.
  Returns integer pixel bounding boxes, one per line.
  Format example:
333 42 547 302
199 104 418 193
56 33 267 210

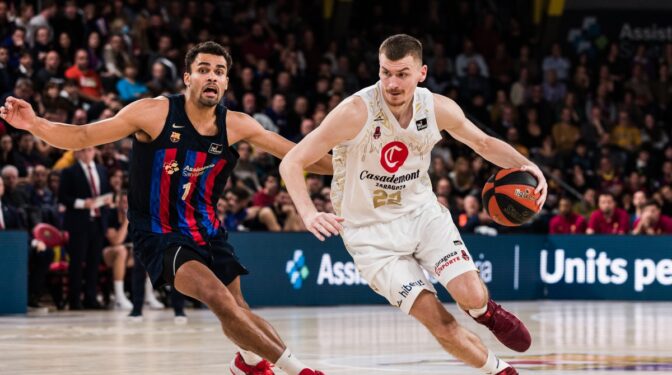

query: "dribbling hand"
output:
520 164 547 208
304 212 344 241
0 96 37 131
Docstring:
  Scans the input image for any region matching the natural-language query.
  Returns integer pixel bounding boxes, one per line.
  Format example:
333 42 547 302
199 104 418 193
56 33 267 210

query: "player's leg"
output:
409 290 513 373
226 277 282 373
368 254 513 374
416 204 531 352
446 271 531 352
169 247 321 375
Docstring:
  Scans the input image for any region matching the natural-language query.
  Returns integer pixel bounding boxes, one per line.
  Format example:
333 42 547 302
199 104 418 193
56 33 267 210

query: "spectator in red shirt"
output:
632 200 672 235
549 197 587 234
252 173 279 207
587 193 630 234
64 49 103 102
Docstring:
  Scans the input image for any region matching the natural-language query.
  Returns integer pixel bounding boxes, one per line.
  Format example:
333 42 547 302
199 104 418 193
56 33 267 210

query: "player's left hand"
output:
304 211 344 241
521 164 547 208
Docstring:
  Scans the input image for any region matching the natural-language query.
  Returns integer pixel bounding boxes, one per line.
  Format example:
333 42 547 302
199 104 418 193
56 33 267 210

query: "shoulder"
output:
433 93 466 122
117 96 169 120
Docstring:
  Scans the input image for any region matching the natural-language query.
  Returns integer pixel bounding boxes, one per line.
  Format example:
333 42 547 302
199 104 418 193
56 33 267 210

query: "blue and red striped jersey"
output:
128 94 238 244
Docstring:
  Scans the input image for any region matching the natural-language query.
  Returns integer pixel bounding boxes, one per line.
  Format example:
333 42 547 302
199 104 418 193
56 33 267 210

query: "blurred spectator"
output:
542 70 566 104
551 107 579 154
116 65 147 103
224 187 280 232
549 197 587 234
34 50 63 93
232 141 261 191
252 173 279 207
632 200 672 235
26 0 56 47
1 164 29 208
542 43 570 81
0 176 24 230
631 190 647 225
457 195 489 233
587 193 630 234
65 49 103 102
103 191 132 309
610 110 641 152
455 38 488 78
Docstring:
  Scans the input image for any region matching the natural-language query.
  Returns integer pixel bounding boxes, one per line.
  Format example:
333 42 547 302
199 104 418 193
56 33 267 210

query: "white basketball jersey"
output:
331 81 443 227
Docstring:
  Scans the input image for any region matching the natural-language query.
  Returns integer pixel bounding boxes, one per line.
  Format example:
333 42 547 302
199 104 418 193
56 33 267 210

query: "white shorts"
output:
342 202 477 314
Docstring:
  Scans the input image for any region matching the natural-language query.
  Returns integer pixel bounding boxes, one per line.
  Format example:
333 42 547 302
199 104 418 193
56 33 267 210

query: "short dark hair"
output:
184 41 232 73
644 199 661 209
379 34 423 63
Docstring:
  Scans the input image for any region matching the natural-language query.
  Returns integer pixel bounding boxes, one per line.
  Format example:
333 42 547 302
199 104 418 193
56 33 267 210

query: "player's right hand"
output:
0 96 37 131
304 212 344 241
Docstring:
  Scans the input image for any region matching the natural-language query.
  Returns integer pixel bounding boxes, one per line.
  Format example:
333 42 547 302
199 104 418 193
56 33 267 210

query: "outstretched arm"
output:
279 96 365 240
0 96 165 150
228 111 333 175
435 94 548 207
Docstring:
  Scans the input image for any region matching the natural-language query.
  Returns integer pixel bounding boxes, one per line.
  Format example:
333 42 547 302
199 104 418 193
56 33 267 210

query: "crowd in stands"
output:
0 1 671 309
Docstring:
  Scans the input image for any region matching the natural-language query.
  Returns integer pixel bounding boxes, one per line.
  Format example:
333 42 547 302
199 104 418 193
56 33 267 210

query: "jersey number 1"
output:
181 182 192 201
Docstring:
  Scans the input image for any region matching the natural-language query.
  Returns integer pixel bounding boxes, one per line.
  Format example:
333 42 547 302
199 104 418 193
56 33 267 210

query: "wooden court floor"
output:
1 301 671 374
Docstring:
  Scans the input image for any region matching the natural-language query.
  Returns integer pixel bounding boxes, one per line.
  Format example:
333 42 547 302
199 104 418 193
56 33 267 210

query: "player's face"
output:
378 54 427 107
184 53 229 107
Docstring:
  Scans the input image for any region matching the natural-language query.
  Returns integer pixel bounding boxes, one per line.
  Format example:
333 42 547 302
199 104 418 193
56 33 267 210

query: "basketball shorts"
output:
342 202 477 314
132 227 249 288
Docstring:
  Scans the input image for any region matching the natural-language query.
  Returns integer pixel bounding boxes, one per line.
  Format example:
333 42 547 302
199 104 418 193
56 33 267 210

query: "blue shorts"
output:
132 227 249 288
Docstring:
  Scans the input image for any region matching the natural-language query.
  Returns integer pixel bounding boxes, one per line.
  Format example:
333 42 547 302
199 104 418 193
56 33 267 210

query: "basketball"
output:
482 168 541 226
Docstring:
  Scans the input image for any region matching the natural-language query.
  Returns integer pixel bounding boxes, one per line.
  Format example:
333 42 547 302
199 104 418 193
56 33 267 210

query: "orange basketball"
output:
481 168 541 226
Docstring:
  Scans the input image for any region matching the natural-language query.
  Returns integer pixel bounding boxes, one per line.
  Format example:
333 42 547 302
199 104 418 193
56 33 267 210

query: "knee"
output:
459 286 487 310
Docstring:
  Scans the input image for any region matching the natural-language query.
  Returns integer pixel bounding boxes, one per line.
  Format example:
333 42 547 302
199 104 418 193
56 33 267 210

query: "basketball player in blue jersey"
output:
1 41 327 375
281 34 548 374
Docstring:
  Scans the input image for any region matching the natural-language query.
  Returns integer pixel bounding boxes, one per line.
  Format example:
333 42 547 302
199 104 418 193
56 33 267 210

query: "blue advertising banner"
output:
0 231 28 314
229 233 672 308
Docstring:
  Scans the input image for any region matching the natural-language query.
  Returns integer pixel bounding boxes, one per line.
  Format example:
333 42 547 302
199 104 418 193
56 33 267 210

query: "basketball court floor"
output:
1 301 671 374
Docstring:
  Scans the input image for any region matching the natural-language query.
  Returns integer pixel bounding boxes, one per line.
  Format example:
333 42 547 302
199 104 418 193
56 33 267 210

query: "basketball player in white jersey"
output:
280 34 547 374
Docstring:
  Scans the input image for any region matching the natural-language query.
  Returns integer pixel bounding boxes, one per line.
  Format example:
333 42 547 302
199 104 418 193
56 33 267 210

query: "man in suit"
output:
58 147 112 309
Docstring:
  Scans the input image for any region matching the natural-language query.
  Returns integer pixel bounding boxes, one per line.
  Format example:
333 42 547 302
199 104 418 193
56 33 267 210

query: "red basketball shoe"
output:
229 352 274 375
471 299 531 352
299 370 325 375
496 367 518 374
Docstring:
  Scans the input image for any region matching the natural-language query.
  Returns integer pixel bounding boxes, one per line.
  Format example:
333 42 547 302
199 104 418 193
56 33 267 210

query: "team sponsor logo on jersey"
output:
398 279 425 299
453 240 463 246
170 131 181 143
359 169 420 190
434 251 460 276
163 160 179 175
461 249 470 261
171 123 185 129
415 118 428 131
373 112 384 122
380 141 409 173
182 163 216 177
373 126 381 139
209 143 223 155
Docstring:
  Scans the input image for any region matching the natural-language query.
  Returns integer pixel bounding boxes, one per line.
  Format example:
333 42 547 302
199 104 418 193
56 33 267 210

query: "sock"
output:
144 278 158 302
469 304 488 318
274 348 308 375
114 281 126 300
479 350 510 374
238 348 263 366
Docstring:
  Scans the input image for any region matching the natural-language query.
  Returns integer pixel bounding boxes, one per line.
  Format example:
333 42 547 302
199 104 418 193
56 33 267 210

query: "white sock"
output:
114 281 127 300
479 350 510 374
238 348 263 366
469 304 488 318
145 278 158 302
274 348 308 375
